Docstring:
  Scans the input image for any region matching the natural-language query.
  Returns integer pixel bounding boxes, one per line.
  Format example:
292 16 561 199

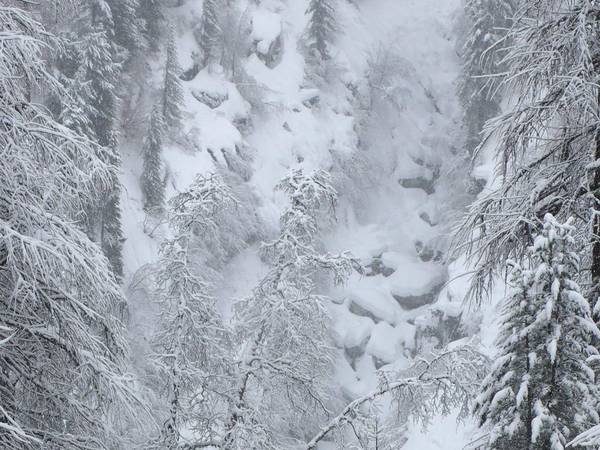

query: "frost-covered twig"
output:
221 169 358 449
453 1 600 304
149 174 236 448
306 346 489 449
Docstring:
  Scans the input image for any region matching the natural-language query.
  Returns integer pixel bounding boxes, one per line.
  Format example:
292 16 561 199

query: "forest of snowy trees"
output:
6 0 600 448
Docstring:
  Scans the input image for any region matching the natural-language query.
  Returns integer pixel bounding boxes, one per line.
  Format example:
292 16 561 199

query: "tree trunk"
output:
592 89 600 318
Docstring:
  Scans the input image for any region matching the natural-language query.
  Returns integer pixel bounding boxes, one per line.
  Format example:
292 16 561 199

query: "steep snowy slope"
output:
324 0 479 447
120 0 476 446
326 0 465 380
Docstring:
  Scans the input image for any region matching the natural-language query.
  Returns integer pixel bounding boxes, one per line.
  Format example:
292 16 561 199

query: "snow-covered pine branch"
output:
569 424 600 448
0 328 41 446
0 6 144 448
475 214 600 449
306 345 489 449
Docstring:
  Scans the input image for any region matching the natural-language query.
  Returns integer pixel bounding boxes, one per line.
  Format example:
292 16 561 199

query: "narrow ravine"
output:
121 0 474 446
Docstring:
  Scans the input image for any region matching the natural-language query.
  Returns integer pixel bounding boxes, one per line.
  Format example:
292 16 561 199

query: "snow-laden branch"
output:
221 169 359 449
568 425 600 447
149 174 235 448
305 345 489 449
0 5 147 448
452 0 600 304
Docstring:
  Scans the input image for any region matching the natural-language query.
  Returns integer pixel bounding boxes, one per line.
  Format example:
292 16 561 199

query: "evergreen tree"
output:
57 74 98 140
195 0 221 68
149 174 236 449
0 6 140 447
107 0 146 60
459 0 515 153
55 0 126 278
475 261 538 449
475 215 600 449
139 0 164 51
163 27 184 128
102 192 125 280
78 7 121 149
142 103 166 213
306 0 337 60
80 23 125 278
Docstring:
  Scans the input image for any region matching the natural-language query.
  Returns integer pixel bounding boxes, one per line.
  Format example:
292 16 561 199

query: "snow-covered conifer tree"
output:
0 6 140 447
474 261 537 448
107 0 146 60
56 74 98 140
58 0 126 278
139 0 164 51
306 0 337 60
150 174 236 448
195 0 221 68
78 24 121 149
141 103 166 213
475 215 600 449
82 26 125 277
163 27 184 129
221 169 357 448
459 0 515 153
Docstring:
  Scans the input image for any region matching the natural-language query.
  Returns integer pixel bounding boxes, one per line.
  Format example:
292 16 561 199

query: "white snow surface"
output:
119 0 505 447
251 9 282 55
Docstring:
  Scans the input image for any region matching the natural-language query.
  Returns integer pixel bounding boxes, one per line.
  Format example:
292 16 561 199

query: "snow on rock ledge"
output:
251 9 283 66
382 252 447 309
366 321 416 365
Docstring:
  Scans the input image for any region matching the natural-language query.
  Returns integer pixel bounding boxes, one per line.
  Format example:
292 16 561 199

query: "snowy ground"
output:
120 0 497 447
